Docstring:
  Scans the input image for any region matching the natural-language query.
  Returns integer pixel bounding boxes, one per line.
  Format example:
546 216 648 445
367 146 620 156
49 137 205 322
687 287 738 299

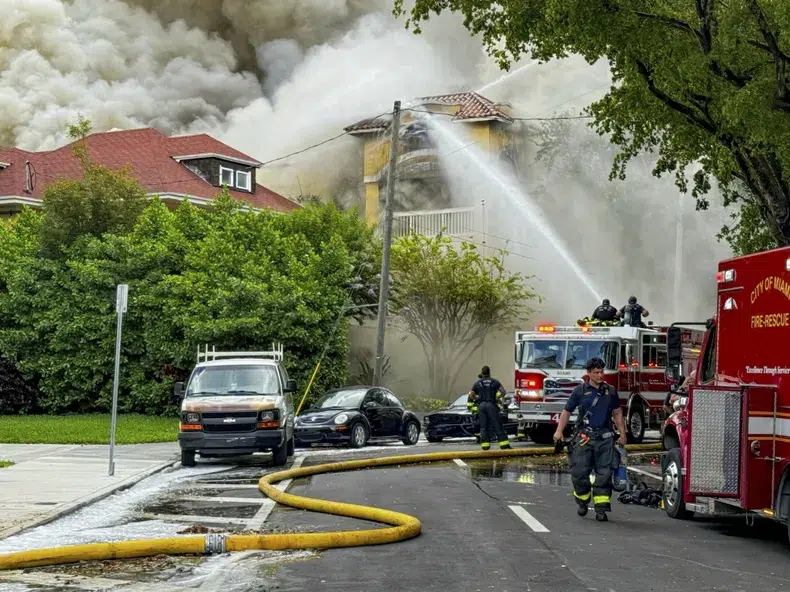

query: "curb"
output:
0 457 177 541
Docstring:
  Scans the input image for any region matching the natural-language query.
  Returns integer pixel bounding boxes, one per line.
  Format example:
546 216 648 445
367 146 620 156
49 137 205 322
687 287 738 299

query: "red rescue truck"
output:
661 246 790 539
513 324 704 444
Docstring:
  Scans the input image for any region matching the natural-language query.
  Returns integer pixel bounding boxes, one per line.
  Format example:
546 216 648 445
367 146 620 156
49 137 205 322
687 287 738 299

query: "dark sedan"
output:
295 386 422 448
424 393 519 443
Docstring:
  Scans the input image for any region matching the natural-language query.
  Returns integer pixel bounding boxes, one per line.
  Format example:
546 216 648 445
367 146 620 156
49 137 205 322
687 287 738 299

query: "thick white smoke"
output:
1 0 732 388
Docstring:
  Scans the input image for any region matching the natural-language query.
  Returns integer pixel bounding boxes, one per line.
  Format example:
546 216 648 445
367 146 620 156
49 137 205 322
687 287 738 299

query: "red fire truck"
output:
661 246 790 538
513 323 704 444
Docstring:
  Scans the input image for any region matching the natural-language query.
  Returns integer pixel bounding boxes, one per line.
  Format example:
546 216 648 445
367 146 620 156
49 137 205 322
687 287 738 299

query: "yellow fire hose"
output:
0 443 662 571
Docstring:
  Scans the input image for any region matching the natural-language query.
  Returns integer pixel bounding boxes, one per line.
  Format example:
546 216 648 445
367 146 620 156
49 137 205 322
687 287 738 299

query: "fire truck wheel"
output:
662 448 692 519
626 405 646 444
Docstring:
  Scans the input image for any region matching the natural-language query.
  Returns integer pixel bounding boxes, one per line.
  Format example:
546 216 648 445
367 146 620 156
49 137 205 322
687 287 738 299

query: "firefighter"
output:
553 357 627 521
591 299 617 322
617 296 650 327
468 366 511 451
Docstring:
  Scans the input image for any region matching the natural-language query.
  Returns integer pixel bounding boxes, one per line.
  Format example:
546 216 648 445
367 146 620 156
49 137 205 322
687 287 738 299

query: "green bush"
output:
399 396 449 412
0 196 379 415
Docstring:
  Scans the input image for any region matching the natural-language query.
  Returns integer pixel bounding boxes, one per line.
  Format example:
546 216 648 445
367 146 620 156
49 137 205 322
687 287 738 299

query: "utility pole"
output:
673 192 684 320
373 100 401 387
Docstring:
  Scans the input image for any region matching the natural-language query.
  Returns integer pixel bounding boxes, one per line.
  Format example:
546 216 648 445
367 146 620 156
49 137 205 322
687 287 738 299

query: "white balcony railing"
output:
392 206 476 238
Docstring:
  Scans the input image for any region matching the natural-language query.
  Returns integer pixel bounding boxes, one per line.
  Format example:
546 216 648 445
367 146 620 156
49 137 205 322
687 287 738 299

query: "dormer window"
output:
219 166 234 187
235 170 251 191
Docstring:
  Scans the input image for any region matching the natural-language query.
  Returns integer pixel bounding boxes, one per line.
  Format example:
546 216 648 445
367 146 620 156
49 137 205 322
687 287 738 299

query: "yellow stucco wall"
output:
360 117 514 224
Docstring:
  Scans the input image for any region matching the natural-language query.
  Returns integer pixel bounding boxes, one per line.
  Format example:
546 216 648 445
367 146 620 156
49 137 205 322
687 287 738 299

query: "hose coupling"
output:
205 534 227 554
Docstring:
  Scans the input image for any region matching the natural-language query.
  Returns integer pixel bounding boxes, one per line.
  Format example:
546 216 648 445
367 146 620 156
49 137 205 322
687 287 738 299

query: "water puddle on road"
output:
467 459 572 486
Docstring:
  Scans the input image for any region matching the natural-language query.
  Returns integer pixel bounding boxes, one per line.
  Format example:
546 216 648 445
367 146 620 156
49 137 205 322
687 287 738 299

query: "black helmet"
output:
602 299 610 306
628 296 637 304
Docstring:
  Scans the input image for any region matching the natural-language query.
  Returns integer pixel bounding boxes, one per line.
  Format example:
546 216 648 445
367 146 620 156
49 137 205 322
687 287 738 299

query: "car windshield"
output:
451 394 468 407
520 340 566 369
313 388 368 409
186 365 280 397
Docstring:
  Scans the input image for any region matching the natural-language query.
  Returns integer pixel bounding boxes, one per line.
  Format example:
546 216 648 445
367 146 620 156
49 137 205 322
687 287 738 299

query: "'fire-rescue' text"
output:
751 312 790 328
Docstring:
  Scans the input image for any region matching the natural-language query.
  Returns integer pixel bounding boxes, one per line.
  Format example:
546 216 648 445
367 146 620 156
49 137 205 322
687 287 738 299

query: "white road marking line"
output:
142 513 252 525
509 505 549 532
179 495 267 504
452 459 467 467
247 456 305 530
188 483 261 490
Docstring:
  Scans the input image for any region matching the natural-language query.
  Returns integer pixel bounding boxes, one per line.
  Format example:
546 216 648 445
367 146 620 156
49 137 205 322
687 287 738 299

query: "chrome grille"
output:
688 388 741 495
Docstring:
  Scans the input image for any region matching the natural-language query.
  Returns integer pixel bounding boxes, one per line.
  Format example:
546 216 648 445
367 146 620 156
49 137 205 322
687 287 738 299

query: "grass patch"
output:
0 460 13 468
0 414 178 445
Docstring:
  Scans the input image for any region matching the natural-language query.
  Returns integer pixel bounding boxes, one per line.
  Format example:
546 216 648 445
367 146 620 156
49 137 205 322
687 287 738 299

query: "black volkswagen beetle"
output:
295 386 422 448
424 392 519 442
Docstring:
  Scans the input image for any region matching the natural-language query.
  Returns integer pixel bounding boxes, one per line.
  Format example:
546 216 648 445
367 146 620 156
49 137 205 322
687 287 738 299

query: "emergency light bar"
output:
534 324 612 333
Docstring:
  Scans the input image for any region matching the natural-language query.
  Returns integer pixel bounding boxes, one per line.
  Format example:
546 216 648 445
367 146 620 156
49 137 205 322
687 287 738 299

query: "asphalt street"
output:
266 454 790 592
2 438 789 592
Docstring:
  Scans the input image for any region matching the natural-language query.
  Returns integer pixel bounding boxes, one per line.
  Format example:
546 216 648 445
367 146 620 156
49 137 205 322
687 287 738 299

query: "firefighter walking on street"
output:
553 357 627 521
468 366 511 451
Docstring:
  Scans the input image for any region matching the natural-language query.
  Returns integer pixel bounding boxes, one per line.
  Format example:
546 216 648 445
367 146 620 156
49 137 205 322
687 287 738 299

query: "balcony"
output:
392 206 477 239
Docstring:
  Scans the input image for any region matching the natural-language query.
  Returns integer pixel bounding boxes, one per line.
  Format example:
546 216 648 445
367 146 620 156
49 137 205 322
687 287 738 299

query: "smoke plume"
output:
2 0 732 389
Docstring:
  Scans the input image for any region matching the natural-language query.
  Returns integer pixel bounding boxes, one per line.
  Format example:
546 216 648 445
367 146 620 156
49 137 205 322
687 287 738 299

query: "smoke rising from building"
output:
2 0 731 386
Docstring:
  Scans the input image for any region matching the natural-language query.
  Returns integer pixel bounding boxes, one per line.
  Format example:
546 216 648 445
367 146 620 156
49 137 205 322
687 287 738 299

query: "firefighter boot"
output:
499 441 512 450
595 512 608 522
574 492 590 517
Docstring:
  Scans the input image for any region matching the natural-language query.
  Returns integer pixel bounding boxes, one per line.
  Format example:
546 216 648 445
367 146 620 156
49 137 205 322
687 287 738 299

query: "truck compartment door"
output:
687 384 742 498
741 385 781 511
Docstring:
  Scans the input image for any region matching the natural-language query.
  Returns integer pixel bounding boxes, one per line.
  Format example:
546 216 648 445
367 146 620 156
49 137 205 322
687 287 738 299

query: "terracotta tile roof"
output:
0 128 299 212
343 91 512 134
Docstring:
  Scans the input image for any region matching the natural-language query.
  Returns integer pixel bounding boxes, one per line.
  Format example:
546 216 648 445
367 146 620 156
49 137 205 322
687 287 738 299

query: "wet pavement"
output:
4 433 789 591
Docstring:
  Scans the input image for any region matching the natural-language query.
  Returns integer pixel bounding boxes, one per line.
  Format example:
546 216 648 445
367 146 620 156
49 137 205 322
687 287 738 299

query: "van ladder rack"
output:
196 343 284 363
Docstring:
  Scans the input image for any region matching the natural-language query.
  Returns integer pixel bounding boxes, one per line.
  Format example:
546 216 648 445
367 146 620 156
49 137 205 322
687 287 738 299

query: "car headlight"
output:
185 412 200 423
259 411 275 422
334 413 349 425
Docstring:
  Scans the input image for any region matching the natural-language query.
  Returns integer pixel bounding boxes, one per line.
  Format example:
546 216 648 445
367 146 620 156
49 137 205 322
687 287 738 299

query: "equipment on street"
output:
612 445 627 492
512 323 705 445
660 246 790 542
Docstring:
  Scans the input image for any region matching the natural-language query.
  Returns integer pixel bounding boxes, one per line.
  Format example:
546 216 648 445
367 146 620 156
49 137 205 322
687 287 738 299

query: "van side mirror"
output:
665 366 680 383
285 379 297 393
173 382 185 402
667 327 682 366
515 342 524 364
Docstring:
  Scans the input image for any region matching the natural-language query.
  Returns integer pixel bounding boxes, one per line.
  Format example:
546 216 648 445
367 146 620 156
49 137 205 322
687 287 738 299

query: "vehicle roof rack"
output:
197 343 284 363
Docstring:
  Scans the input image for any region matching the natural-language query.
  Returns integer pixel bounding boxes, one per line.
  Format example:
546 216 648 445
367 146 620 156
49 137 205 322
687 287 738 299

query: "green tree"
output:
0 197 376 414
39 117 148 258
395 0 790 251
390 233 539 399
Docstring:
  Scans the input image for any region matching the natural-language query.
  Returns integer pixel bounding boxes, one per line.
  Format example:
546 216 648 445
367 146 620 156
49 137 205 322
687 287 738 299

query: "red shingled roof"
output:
0 128 299 212
343 91 512 133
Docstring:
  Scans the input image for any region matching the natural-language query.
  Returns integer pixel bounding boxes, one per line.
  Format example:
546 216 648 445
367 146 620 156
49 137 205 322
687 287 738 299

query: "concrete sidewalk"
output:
0 442 179 540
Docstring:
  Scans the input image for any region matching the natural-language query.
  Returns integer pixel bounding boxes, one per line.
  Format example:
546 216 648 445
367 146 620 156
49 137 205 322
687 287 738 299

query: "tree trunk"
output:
735 146 790 245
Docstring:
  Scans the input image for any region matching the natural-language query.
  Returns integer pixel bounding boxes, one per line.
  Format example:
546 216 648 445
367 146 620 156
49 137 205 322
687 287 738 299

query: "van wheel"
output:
528 425 555 445
662 447 692 519
627 405 645 444
181 450 196 467
272 440 288 467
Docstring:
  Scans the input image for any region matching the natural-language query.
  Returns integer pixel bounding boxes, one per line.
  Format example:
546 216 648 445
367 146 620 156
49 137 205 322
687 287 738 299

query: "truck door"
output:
619 343 635 391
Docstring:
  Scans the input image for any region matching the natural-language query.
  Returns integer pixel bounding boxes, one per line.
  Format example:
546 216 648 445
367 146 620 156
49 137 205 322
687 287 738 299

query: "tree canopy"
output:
390 233 539 399
395 0 790 252
0 192 379 414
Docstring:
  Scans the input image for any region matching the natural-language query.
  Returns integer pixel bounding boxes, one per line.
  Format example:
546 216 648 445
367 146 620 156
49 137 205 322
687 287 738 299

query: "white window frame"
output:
235 170 252 192
219 166 234 187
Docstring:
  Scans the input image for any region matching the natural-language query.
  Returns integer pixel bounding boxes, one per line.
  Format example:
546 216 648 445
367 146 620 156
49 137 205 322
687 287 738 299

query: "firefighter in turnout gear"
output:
468 366 511 451
553 357 627 521
591 299 617 322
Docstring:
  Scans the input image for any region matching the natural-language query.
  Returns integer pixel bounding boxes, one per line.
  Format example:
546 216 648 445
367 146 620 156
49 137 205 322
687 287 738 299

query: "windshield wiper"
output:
226 390 268 395
188 391 221 396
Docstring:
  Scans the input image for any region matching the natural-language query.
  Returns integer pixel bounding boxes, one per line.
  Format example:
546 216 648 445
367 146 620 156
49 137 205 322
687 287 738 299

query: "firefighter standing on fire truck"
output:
468 366 511 451
553 357 627 521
